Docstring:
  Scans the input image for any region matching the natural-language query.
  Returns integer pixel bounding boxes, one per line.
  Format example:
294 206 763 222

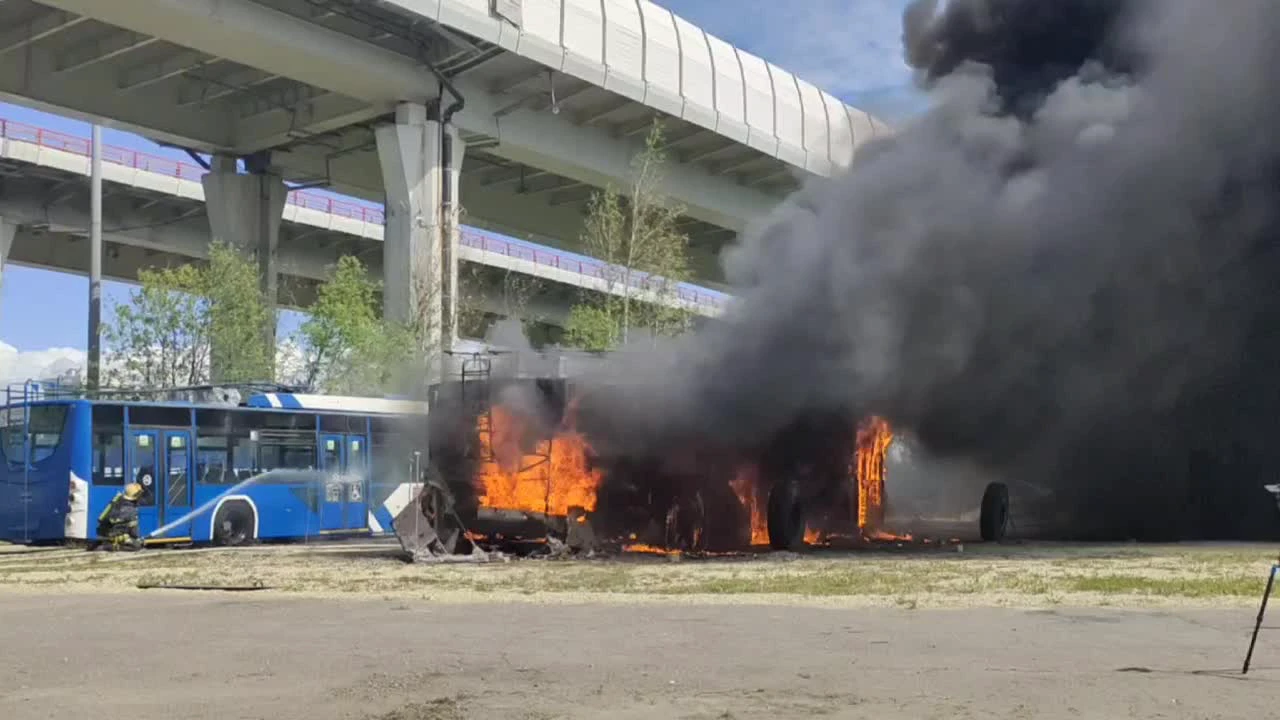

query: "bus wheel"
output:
212 501 255 547
980 482 1010 542
767 478 806 551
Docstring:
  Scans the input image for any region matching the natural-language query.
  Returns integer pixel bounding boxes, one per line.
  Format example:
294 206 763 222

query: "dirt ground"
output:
1 541 1278 719
1 593 1278 720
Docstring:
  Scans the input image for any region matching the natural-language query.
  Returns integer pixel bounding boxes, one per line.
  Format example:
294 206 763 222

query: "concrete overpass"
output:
0 0 888 351
0 115 728 323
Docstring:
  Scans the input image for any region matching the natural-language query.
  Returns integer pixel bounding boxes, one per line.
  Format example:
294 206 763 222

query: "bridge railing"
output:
0 117 729 311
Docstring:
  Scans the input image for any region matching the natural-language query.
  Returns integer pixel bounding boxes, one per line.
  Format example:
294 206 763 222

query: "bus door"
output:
344 435 368 530
127 430 160 538
318 434 346 531
126 429 194 542
159 431 193 541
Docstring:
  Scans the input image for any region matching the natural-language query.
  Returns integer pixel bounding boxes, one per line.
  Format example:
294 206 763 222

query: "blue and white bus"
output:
0 382 430 546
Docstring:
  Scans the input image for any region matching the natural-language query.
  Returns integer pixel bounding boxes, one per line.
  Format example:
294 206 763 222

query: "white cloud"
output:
0 341 86 387
1 339 312 391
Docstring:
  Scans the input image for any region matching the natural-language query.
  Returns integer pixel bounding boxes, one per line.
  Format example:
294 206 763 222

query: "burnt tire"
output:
979 482 1010 542
212 501 255 547
767 478 806 551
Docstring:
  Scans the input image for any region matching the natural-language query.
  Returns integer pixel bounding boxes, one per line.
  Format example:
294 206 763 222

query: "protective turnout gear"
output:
96 486 142 550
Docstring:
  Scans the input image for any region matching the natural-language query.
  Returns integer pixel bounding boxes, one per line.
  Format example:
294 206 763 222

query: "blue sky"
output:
0 0 922 376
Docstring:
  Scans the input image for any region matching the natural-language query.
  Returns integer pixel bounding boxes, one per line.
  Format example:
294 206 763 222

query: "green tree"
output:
564 120 694 350
205 242 274 383
103 263 209 388
102 241 274 388
563 303 619 351
294 255 417 395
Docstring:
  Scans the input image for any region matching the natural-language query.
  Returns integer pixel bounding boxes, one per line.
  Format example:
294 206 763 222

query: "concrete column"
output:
87 125 103 391
376 103 446 379
0 216 13 331
200 155 287 374
442 122 465 352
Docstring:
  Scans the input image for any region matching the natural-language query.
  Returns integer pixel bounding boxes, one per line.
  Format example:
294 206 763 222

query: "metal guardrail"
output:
0 117 729 310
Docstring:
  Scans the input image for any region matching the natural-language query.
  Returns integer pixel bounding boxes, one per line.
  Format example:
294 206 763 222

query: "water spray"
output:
146 469 332 540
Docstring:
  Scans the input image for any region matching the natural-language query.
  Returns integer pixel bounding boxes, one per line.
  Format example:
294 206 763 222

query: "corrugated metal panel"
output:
673 16 715 129
705 34 744 126
736 48 775 154
493 0 522 25
823 91 853 168
870 116 894 137
518 0 565 69
847 106 876 155
796 77 830 170
562 0 604 62
768 62 805 167
438 0 502 43
398 0 442 18
602 0 644 101
737 50 773 135
390 0 887 174
638 1 682 115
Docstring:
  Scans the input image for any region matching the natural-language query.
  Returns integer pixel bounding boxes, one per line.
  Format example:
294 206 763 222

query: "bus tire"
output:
212 501 256 547
767 478 806 551
979 482 1010 542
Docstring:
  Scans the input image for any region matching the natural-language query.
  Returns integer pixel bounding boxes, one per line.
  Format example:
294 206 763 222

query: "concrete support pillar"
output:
376 103 462 382
201 155 287 378
443 122 465 348
0 216 13 331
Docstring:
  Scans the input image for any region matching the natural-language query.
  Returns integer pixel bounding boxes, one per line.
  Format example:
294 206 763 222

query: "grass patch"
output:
1 542 1275 607
647 570 916 597
1065 574 1263 598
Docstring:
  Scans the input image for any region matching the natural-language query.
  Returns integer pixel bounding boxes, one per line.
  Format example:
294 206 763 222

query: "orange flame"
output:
474 403 603 517
855 416 912 541
729 466 769 546
622 543 675 555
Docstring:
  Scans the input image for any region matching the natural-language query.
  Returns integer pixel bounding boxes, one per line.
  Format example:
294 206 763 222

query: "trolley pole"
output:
87 124 103 391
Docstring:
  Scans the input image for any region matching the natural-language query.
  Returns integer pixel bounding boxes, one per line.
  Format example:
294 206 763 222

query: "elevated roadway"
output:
0 116 727 322
0 0 889 355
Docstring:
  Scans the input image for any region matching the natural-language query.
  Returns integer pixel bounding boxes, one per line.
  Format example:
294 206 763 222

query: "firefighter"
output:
96 482 144 550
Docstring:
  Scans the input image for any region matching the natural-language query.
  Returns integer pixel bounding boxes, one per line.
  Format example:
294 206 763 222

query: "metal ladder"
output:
460 353 494 462
4 381 42 544
456 354 556 515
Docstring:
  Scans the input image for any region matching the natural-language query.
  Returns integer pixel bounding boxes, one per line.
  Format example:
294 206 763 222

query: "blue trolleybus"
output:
0 381 430 546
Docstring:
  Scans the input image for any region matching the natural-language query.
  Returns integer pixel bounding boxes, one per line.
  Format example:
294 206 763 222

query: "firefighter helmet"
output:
123 483 144 501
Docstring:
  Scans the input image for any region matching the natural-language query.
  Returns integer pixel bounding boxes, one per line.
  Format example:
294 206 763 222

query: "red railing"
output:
0 117 728 310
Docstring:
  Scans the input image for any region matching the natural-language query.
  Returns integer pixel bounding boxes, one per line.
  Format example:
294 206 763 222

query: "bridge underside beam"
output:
33 0 768 233
0 23 230 150
4 227 575 329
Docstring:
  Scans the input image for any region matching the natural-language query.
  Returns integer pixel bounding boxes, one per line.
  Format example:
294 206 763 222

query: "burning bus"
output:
403 369 1013 556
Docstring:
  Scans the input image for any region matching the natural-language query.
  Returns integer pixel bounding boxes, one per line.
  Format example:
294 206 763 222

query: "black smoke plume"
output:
576 0 1280 540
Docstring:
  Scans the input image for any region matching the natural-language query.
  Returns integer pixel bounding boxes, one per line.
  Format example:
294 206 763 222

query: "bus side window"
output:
259 442 315 472
232 438 255 481
22 406 70 463
196 432 258 484
93 432 125 486
92 405 125 485
196 434 229 485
